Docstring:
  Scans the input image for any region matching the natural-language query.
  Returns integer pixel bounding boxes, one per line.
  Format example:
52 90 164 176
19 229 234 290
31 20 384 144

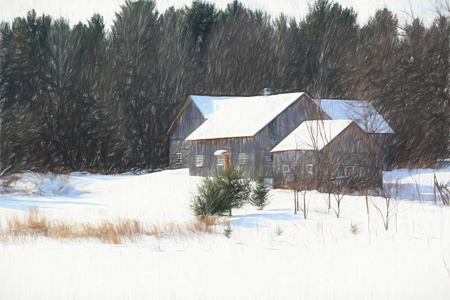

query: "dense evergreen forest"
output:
0 0 448 173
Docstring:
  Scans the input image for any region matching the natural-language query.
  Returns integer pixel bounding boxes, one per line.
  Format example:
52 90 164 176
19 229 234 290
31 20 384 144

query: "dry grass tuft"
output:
6 206 49 237
104 226 120 244
0 208 224 244
186 220 213 234
198 215 225 226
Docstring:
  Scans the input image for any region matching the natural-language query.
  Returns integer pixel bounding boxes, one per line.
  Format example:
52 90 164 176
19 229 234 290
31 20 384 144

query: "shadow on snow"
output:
230 209 297 228
0 196 104 211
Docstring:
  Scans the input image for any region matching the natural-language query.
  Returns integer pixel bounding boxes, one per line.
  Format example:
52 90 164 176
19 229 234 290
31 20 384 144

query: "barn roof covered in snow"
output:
271 120 353 152
186 92 306 141
313 99 394 134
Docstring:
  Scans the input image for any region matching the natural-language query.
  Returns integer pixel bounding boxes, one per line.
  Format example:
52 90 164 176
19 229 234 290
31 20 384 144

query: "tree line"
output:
0 0 448 173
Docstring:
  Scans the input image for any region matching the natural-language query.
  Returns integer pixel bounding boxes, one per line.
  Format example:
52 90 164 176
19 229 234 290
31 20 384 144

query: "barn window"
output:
306 164 314 175
175 153 182 165
268 120 278 148
283 165 290 174
238 153 247 165
217 157 225 166
265 155 273 164
344 166 352 176
359 167 365 177
345 166 358 176
196 155 203 167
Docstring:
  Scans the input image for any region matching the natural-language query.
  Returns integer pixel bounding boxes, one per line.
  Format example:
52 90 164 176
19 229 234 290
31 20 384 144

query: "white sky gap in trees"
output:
0 0 437 30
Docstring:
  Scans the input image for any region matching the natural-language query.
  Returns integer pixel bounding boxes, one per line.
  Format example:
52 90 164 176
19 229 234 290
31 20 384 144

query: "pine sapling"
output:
250 173 270 210
349 222 360 235
223 223 233 238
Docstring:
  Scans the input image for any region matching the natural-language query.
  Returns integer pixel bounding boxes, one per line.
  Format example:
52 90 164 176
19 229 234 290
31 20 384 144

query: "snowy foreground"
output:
1 168 450 300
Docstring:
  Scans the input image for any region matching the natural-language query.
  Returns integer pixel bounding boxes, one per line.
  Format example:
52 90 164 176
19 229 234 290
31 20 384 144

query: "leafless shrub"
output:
371 183 399 231
1 174 20 188
434 173 450 205
331 191 346 219
409 170 422 202
0 174 20 194
299 190 310 219
326 179 350 218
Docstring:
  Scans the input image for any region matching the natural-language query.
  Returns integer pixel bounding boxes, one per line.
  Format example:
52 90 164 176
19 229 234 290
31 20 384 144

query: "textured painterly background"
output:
0 2 450 300
0 0 447 173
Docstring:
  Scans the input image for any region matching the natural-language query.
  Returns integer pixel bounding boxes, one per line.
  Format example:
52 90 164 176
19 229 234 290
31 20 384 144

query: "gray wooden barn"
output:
271 119 388 189
313 98 394 150
168 95 237 169
183 92 324 177
169 92 394 189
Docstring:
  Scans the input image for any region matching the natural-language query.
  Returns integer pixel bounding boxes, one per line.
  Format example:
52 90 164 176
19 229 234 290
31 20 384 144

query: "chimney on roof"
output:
264 88 272 96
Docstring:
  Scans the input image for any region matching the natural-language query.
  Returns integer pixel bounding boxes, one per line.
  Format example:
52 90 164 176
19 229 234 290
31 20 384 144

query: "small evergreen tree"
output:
190 166 252 217
250 173 270 210
217 166 252 216
223 223 233 238
190 176 231 217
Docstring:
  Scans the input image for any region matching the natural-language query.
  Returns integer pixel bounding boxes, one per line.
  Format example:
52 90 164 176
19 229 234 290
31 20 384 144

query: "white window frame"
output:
238 153 247 165
359 167 365 177
196 155 204 168
282 165 290 174
345 166 358 176
175 153 182 165
306 164 314 175
344 166 352 176
265 155 273 164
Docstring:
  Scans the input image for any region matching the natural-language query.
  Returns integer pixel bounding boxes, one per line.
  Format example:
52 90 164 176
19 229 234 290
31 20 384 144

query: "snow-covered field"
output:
1 168 450 299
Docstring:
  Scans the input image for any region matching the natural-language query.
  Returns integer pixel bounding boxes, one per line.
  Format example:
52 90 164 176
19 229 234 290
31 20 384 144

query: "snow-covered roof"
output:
186 92 305 141
313 99 394 134
190 95 238 118
271 120 353 152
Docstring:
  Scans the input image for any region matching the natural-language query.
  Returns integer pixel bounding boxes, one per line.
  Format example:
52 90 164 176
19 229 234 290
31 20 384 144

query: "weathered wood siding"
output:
273 150 317 188
256 94 328 178
189 137 256 177
188 94 326 178
372 133 394 169
274 94 328 145
169 101 205 169
273 123 387 189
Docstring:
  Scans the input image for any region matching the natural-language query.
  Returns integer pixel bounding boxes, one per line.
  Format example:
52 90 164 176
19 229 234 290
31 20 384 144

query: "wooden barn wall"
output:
183 94 331 177
169 102 205 169
255 94 329 178
321 124 386 175
372 133 394 169
275 94 329 146
273 151 316 188
253 130 271 177
189 138 257 177
273 124 387 189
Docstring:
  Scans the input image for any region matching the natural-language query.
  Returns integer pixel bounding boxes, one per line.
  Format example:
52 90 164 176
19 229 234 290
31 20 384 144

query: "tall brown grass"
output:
0 207 226 244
